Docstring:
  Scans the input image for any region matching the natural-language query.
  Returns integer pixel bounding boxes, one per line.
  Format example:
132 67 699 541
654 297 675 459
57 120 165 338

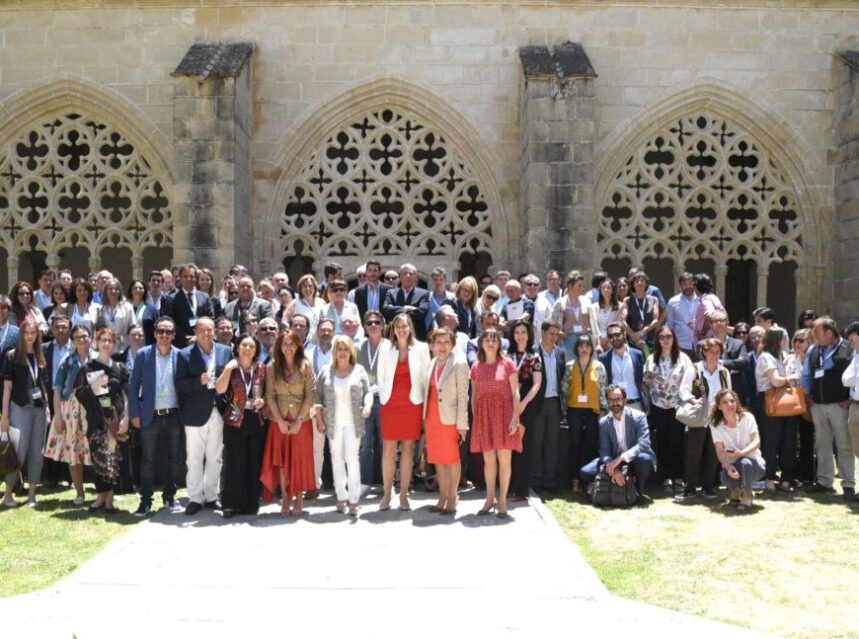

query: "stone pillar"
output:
519 43 597 277
833 51 859 326
6 256 18 285
171 43 254 278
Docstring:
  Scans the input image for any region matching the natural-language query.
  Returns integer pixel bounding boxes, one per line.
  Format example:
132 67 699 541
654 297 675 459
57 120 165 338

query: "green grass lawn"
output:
0 486 145 598
546 487 859 639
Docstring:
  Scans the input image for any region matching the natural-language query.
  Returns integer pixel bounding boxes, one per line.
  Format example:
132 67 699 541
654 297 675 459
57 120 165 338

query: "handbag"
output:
676 399 708 428
764 385 806 417
0 430 21 477
591 465 638 507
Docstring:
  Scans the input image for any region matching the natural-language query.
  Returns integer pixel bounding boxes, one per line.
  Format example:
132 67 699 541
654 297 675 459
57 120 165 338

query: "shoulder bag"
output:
676 366 709 428
0 430 20 477
764 385 806 417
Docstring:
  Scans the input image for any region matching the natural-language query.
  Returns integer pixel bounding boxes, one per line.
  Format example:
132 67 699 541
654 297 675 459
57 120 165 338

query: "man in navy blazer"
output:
581 384 656 500
382 263 431 341
532 319 567 493
160 263 215 347
129 316 183 516
175 316 232 515
599 322 647 411
354 259 391 321
0 295 19 359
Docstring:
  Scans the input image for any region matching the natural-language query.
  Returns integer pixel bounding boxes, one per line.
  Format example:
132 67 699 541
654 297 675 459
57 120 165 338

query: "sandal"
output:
336 501 347 514
281 498 290 515
348 503 359 517
378 497 391 511
292 496 304 517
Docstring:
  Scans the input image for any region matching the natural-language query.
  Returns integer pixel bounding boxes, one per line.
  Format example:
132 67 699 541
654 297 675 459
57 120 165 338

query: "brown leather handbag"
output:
764 385 807 417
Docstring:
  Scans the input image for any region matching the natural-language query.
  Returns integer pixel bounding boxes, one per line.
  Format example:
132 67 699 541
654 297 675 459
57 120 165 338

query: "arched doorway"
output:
597 112 804 325
0 109 173 289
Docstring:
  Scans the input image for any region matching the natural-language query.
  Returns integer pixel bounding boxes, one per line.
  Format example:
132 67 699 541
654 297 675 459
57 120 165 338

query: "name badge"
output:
232 321 240 331
30 388 43 402
98 396 111 408
573 325 583 333
577 394 588 403
814 369 825 379
189 317 197 328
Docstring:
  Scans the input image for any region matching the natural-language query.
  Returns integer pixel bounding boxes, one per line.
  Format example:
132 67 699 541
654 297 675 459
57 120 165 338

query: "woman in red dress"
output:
471 329 521 518
376 313 430 511
261 331 316 516
423 327 469 514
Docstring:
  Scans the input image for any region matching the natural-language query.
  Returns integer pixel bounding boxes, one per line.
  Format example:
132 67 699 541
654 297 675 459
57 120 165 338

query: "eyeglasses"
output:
74 335 91 341
365 320 382 326
98 338 115 345
712 318 728 324
155 328 176 335
607 333 623 339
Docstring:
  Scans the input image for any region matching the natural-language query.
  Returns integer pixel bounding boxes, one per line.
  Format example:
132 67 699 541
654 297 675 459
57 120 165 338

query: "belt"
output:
154 408 178 416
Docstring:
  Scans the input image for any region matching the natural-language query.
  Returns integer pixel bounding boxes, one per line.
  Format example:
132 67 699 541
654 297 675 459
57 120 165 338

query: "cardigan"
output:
314 364 373 438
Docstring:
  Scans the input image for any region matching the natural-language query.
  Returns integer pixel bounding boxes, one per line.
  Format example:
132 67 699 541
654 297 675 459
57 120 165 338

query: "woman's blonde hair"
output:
331 334 357 367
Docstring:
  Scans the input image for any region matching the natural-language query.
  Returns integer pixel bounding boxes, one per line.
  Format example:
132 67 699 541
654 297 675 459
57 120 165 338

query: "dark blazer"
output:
1 324 20 359
383 286 431 341
222 297 273 324
598 407 656 470
466 336 510 369
454 300 477 339
599 346 646 405
43 339 72 389
175 342 232 426
354 282 391 321
161 289 215 347
536 343 567 403
141 297 165 345
724 351 758 409
128 344 180 429
722 336 747 361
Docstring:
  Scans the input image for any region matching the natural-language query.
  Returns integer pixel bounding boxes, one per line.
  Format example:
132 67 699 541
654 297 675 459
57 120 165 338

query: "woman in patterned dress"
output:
470 329 521 518
45 323 93 506
508 319 543 501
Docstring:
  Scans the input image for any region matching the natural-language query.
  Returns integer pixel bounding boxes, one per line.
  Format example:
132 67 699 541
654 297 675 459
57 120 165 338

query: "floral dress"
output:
44 353 91 466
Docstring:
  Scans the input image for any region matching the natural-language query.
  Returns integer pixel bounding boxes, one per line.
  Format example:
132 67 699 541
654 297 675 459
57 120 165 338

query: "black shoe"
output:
636 493 653 506
805 483 835 494
674 490 698 502
185 502 203 515
203 500 220 509
163 497 180 510
133 502 152 517
222 509 235 519
702 489 718 500
844 487 858 502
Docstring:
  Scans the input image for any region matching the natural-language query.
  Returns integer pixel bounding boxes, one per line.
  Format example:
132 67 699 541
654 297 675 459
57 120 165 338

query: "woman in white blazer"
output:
376 313 430 511
422 327 469 514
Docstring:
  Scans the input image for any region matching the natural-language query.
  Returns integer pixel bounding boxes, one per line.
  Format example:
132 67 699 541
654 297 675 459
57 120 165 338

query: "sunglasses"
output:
259 327 278 332
735 331 748 337
485 295 499 302
331 288 347 293
607 333 623 339
365 320 382 326
18 291 32 296
156 328 176 335
793 338 806 344
658 334 673 341
384 276 398 280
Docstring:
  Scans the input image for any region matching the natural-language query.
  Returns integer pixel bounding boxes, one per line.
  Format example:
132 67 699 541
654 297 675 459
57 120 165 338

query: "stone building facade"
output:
0 0 857 326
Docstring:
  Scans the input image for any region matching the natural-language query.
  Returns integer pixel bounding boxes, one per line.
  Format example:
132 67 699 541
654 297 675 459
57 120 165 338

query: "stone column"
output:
519 43 597 277
171 43 254 278
833 51 859 325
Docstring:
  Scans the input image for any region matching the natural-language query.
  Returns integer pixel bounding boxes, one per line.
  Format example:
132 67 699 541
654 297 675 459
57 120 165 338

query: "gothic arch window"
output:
279 108 493 279
0 112 173 287
597 114 803 322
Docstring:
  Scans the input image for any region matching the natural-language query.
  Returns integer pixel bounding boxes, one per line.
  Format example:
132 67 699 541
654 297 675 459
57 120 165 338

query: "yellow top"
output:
566 360 601 413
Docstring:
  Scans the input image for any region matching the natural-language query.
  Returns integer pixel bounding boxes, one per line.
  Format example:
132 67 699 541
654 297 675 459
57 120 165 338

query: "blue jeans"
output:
720 456 765 495
140 412 183 505
359 397 382 485
580 452 654 494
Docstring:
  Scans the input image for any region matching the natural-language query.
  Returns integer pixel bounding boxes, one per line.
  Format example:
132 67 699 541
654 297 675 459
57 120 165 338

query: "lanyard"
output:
633 295 647 323
240 366 255 397
367 341 380 372
156 352 172 388
820 339 841 368
26 353 39 385
577 358 591 388
512 351 528 373
433 357 447 392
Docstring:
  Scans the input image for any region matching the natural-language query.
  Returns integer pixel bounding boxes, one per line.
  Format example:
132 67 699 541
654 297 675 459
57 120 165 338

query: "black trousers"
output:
511 409 538 497
567 407 599 483
756 397 797 482
796 416 815 483
683 426 718 491
221 411 265 514
650 404 684 481
530 398 562 490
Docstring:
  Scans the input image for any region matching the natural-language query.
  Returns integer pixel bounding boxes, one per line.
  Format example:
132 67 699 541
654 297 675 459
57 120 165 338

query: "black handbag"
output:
591 465 638 508
0 431 20 477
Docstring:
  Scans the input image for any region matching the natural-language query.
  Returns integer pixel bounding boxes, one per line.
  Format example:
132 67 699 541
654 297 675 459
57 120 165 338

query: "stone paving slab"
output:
1 489 773 638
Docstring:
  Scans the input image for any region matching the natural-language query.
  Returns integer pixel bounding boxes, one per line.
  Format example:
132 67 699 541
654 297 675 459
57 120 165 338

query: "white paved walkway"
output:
3 490 770 638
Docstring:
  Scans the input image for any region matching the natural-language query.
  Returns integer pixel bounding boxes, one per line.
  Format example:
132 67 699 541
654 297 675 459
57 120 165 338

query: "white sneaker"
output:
73 495 85 506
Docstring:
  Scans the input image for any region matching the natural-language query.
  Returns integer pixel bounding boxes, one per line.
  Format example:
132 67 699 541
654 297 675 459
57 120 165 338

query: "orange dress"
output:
260 418 315 501
425 381 461 465
380 359 423 441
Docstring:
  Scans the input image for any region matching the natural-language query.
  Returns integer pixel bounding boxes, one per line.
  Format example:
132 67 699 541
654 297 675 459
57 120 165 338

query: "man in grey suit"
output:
222 276 274 332
580 384 656 500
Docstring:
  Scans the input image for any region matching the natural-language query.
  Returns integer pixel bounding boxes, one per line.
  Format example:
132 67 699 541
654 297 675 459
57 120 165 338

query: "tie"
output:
187 290 194 310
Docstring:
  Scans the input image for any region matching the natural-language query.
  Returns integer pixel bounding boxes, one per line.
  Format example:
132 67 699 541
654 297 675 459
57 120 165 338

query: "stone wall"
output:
834 50 859 328
0 0 855 315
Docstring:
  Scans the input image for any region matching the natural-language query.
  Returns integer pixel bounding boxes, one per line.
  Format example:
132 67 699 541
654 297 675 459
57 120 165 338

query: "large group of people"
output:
1 261 857 519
